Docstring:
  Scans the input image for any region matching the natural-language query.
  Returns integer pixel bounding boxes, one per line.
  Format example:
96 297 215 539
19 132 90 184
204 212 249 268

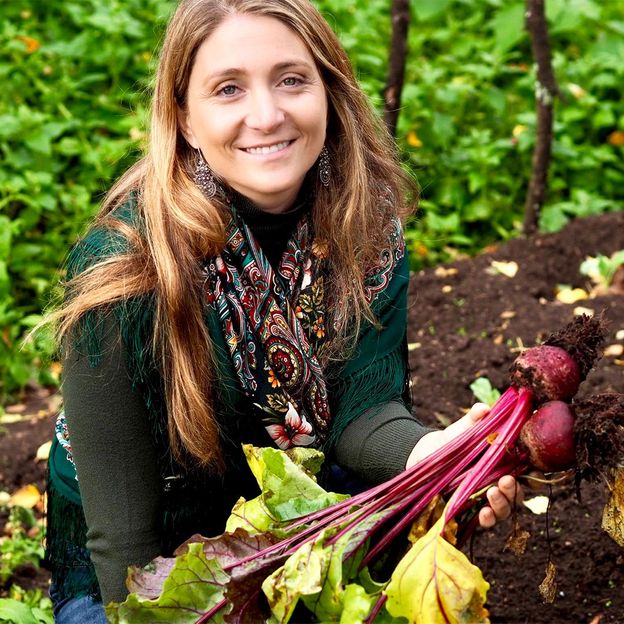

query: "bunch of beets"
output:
125 314 624 623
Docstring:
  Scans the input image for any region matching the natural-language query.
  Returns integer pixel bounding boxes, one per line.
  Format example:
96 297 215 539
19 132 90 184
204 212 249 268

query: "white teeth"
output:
245 141 290 155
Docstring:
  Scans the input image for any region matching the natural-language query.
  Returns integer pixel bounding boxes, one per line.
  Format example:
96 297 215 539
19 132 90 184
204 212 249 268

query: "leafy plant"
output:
0 506 44 585
580 250 624 290
470 376 502 407
0 592 53 624
0 0 173 399
1 0 623 400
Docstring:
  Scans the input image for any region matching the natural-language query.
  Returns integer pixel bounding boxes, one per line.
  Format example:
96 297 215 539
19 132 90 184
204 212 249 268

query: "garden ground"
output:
1 211 623 623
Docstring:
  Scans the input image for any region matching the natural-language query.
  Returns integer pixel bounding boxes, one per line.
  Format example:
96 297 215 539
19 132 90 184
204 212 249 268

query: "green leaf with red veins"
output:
108 543 229 624
126 556 176 599
224 552 288 624
284 446 326 477
175 528 280 568
178 528 287 623
125 528 280 603
225 495 275 534
338 584 377 623
243 445 348 522
261 530 333 623
302 508 392 620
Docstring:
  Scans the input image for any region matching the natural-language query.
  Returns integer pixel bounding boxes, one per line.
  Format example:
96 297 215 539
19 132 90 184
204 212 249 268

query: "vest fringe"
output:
44 477 101 602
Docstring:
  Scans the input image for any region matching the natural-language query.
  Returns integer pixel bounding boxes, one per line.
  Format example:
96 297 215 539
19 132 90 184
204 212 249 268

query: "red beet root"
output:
520 401 576 472
510 345 581 404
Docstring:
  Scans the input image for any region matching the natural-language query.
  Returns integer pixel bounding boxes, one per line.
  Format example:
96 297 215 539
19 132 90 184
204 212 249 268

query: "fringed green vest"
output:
46 195 410 602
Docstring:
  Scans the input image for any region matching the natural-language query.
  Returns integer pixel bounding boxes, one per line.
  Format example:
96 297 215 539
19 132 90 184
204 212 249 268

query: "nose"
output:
245 88 285 133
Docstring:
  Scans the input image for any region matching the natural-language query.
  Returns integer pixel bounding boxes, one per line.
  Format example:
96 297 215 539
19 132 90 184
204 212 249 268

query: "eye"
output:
218 84 239 96
282 76 303 87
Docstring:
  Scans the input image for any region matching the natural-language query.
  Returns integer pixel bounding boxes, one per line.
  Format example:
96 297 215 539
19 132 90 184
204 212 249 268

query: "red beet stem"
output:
444 387 533 524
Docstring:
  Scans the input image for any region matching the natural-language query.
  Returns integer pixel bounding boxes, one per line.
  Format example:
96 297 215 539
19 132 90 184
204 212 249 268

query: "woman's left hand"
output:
406 402 524 529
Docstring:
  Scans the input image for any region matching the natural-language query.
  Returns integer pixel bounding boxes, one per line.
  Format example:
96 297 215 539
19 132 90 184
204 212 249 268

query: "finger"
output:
498 475 524 505
486 486 511 521
478 506 496 529
465 402 490 424
445 403 491 438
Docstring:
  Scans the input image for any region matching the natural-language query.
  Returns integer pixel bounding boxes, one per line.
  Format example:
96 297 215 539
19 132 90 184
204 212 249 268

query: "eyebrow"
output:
204 59 316 83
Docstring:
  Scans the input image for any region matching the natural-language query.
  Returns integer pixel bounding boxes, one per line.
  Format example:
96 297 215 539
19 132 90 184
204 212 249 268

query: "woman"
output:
46 0 520 620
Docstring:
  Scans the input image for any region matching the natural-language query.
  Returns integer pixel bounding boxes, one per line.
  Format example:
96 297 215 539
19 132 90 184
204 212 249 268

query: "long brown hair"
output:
53 0 414 470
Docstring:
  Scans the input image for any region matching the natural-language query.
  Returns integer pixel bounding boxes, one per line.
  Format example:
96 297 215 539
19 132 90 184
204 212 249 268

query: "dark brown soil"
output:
1 211 623 622
408 210 624 624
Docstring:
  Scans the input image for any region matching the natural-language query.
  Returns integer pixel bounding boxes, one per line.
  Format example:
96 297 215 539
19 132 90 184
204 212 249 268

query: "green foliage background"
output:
0 0 622 399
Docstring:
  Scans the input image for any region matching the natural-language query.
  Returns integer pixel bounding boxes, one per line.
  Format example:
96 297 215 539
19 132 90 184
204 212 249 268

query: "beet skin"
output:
520 401 576 472
510 345 581 404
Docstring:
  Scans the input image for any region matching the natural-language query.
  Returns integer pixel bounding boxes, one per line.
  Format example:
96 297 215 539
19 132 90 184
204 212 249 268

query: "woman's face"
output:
182 14 328 214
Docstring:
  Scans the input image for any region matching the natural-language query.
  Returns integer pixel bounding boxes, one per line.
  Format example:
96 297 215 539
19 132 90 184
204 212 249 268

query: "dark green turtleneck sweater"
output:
61 200 433 604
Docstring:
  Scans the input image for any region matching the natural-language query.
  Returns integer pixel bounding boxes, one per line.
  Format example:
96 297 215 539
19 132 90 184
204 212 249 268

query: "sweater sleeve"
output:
333 401 436 484
61 316 161 604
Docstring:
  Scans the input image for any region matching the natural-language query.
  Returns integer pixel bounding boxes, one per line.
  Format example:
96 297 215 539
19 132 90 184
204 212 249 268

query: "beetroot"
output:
510 345 580 403
519 401 576 472
509 314 606 404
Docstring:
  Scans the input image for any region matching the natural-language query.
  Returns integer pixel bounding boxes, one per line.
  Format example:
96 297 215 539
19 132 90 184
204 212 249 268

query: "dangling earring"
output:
194 149 217 198
318 146 331 187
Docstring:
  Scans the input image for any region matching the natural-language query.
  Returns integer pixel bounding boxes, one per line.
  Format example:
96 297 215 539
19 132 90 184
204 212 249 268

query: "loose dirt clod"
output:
574 393 624 482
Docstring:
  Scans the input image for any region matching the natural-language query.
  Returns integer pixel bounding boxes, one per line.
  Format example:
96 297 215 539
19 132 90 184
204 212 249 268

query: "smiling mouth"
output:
243 140 293 155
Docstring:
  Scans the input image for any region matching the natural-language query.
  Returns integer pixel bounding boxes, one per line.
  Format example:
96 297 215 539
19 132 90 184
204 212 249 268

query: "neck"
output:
243 189 300 214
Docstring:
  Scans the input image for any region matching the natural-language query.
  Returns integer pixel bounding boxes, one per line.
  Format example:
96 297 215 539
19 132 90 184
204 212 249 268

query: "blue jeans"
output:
50 582 107 624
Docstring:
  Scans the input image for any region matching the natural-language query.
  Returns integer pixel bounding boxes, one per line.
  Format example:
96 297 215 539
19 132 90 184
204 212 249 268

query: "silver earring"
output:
318 146 331 187
194 149 217 198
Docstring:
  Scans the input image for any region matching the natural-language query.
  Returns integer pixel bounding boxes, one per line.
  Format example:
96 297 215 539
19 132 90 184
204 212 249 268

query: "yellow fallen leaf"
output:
602 467 624 547
523 495 550 515
434 267 458 278
573 306 594 317
36 440 52 462
0 413 31 424
50 361 62 376
567 83 587 99
407 342 421 351
486 260 518 278
413 242 428 258
16 35 40 53
555 286 588 304
512 124 528 138
9 484 41 509
615 329 624 341
441 285 453 293
607 130 624 147
385 515 489 624
604 344 624 357
407 130 423 148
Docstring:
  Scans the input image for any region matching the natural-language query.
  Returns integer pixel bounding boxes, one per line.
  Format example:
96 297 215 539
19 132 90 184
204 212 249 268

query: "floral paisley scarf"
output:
202 206 406 450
